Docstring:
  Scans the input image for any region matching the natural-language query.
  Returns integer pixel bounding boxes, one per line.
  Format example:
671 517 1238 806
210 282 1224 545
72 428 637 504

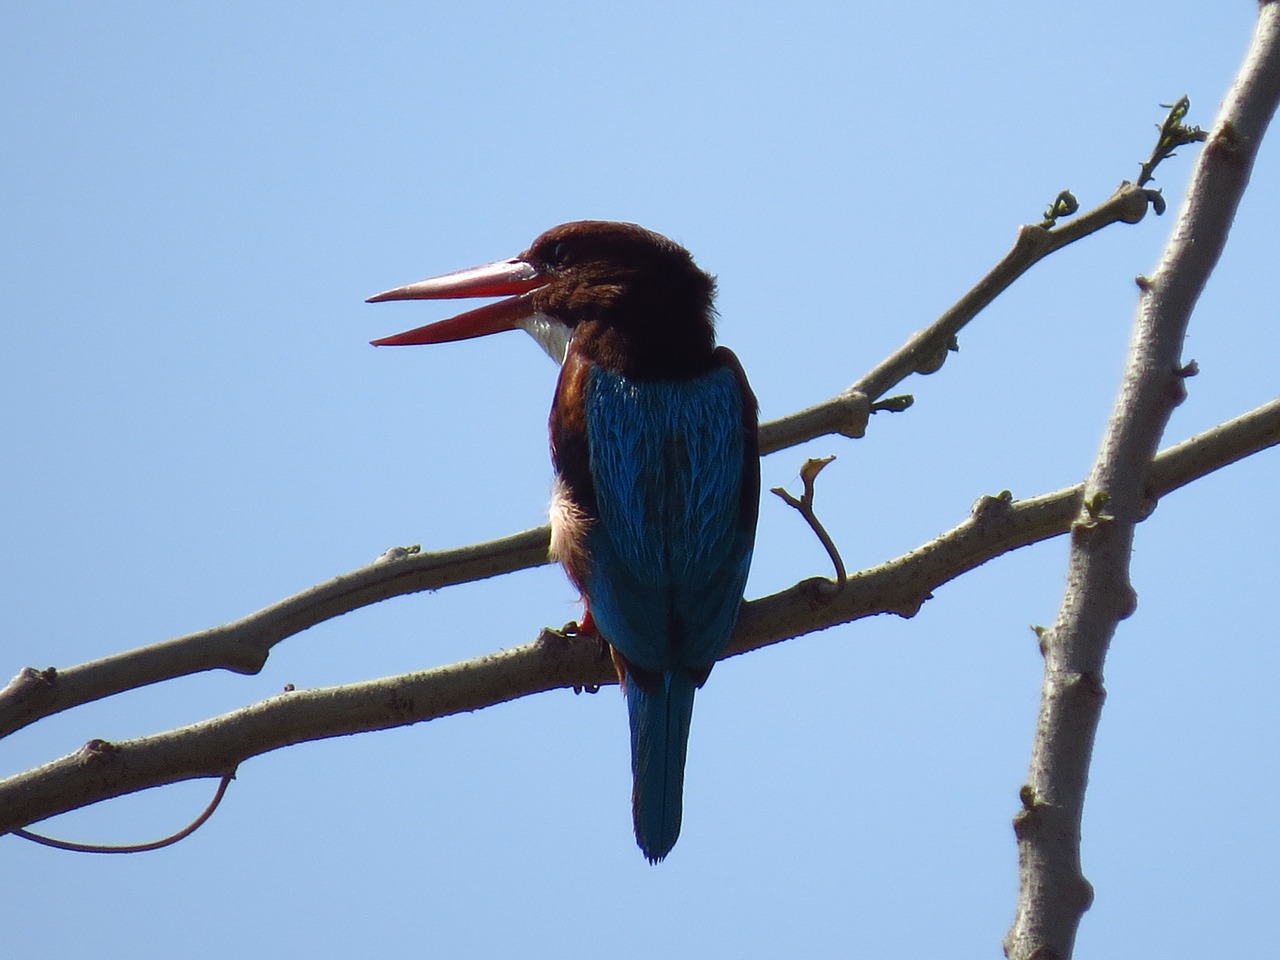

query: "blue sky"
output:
3 3 1277 957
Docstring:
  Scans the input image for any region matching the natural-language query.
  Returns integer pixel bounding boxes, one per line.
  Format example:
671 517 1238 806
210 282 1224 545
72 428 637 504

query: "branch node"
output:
1209 118 1244 157
830 390 872 439
1030 625 1049 657
1116 584 1139 622
1137 95 1207 186
374 544 421 564
912 336 958 375
1039 189 1079 228
1018 783 1039 811
1110 181 1155 224
1 666 59 711
1081 490 1113 522
1071 490 1116 541
1069 671 1107 703
80 738 120 762
870 394 914 415
970 490 1013 524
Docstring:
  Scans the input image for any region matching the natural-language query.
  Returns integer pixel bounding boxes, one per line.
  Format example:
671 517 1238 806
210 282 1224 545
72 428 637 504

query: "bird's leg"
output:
558 606 596 638
571 608 613 658
575 608 618 666
540 606 597 639
535 613 603 694
538 607 609 695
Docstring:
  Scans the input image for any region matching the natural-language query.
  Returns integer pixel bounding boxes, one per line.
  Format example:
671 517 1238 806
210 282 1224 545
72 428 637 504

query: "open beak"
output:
367 258 546 347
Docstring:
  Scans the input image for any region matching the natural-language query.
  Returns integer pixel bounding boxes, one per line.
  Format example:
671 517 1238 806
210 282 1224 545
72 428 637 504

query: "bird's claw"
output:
537 623 576 645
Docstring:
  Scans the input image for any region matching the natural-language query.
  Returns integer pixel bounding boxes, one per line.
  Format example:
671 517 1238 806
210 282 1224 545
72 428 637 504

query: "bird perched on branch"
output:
368 220 759 861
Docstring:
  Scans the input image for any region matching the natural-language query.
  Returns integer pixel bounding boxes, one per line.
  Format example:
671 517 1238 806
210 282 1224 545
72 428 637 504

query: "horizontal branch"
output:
0 182 1170 742
738 397 1280 657
0 527 551 740
4 398 1276 834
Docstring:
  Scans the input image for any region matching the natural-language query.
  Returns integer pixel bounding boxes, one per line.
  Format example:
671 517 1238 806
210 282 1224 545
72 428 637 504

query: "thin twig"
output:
770 457 847 588
13 772 235 854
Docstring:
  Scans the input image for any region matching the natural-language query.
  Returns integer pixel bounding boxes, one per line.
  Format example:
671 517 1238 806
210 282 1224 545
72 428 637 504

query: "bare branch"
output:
1006 6 1280 958
0 114 1182 741
4 398 1276 836
759 179 1163 455
0 527 551 739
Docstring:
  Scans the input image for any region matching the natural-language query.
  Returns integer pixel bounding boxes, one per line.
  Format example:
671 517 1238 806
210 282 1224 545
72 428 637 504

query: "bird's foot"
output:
561 608 597 638
537 613 608 695
555 610 609 655
537 621 580 645
537 612 601 649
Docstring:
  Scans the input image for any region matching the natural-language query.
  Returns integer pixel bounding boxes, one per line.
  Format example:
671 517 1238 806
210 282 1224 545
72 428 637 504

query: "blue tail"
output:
625 668 698 863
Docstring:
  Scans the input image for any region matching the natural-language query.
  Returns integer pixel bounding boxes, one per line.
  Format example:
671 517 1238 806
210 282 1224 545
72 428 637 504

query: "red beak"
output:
367 258 546 347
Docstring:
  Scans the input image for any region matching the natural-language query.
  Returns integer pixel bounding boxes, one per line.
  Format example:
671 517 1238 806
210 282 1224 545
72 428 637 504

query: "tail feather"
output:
625 668 697 863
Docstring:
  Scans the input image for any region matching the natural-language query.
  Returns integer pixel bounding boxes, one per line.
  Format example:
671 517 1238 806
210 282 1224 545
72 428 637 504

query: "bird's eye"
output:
550 241 571 265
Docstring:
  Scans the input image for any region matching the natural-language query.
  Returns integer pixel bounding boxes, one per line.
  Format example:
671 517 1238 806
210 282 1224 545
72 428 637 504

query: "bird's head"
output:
368 221 717 377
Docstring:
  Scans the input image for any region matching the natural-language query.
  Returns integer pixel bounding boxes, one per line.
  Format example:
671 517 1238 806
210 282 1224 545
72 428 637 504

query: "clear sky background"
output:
3 3 1277 957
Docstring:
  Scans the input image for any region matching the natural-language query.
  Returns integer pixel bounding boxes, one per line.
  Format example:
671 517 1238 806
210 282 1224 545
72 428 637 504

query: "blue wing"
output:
572 352 757 861
582 362 754 674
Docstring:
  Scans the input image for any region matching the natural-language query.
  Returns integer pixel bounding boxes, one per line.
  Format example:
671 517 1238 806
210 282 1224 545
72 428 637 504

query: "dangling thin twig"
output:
14 771 234 854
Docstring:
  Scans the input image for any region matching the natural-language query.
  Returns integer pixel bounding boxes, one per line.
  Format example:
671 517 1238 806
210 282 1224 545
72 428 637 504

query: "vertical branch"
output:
1005 6 1280 960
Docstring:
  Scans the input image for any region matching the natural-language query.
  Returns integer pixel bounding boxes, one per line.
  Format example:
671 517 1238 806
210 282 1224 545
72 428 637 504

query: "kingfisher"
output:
368 221 759 862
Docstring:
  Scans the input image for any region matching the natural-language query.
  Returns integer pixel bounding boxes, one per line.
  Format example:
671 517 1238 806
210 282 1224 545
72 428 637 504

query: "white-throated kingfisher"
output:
368 221 759 862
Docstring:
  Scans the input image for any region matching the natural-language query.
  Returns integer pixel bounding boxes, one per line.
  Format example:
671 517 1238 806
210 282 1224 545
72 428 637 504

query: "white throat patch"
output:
517 311 573 366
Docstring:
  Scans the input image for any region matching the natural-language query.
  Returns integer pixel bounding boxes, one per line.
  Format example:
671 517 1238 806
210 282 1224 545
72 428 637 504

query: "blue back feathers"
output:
581 363 754 861
583 365 753 673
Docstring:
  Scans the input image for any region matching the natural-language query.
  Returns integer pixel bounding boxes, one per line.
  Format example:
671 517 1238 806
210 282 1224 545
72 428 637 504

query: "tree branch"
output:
3 398 1276 835
1005 5 1280 958
758 179 1162 455
0 138 1178 742
0 527 552 739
